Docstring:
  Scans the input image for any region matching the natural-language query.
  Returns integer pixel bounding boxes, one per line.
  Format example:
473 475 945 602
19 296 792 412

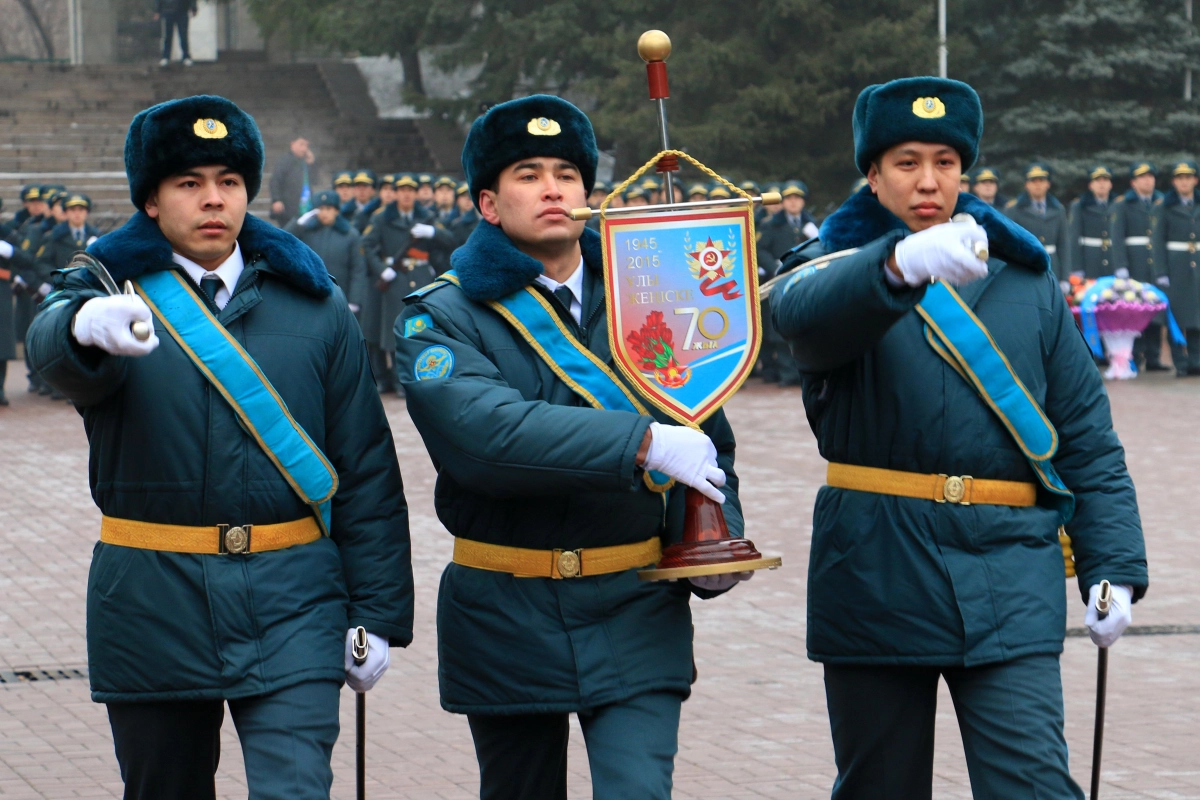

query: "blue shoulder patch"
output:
414 345 454 381
403 313 433 338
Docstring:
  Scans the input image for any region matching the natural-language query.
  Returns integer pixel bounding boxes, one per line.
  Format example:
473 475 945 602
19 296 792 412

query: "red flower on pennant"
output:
627 311 690 388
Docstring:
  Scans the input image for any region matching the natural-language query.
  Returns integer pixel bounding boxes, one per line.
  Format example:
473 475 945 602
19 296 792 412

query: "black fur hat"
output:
853 77 982 176
462 94 598 206
124 95 265 209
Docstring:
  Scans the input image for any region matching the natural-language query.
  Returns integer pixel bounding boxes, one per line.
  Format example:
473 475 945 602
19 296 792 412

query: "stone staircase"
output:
0 62 445 233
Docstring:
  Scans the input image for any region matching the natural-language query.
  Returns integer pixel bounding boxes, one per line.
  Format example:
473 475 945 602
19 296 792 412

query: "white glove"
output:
643 421 725 504
1114 267 1130 279
86 236 98 247
411 223 436 239
893 219 990 287
348 303 361 313
344 629 390 692
1084 583 1133 648
296 209 319 225
689 571 754 591
0 240 12 259
37 282 51 298
13 274 25 287
380 266 397 282
1156 275 1170 288
72 295 160 357
1059 280 1072 294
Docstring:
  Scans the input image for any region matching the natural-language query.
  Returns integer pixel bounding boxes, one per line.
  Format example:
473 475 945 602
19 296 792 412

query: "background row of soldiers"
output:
284 169 480 395
0 185 100 404
965 160 1200 376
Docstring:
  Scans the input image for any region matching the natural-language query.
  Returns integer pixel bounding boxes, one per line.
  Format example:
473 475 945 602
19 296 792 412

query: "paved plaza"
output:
0 360 1196 799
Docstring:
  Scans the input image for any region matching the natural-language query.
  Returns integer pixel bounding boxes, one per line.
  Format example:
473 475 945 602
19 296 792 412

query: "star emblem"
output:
688 237 732 277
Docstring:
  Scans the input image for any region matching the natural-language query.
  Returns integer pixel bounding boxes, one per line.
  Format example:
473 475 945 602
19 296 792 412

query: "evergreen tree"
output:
960 0 1200 200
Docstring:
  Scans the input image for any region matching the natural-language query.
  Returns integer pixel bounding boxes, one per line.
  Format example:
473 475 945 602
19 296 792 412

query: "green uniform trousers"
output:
467 690 682 800
107 679 341 800
824 654 1084 800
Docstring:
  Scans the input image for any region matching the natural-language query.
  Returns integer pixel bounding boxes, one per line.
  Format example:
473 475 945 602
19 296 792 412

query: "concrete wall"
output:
70 0 117 64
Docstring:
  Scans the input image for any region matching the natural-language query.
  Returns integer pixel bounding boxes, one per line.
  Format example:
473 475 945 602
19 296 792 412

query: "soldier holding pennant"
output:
394 94 754 800
768 78 1147 798
26 96 414 799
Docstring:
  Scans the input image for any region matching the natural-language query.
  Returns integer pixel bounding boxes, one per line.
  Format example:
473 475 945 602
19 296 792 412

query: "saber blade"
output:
353 626 368 800
1090 579 1112 800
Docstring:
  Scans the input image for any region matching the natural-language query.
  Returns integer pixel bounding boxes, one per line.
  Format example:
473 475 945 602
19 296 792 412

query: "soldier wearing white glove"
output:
72 294 160 357
410 222 436 239
888 217 990 287
343 629 390 692
639 421 726 504
1084 583 1133 648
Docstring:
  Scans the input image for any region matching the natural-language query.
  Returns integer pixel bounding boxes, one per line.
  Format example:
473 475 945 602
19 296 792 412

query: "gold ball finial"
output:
637 30 672 63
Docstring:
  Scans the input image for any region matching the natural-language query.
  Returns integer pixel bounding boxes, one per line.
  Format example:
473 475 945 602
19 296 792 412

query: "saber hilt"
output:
352 625 369 665
1096 579 1112 621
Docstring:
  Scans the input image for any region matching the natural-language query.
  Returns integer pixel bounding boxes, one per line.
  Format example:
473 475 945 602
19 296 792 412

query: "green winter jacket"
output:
27 212 414 703
770 189 1147 667
394 221 743 714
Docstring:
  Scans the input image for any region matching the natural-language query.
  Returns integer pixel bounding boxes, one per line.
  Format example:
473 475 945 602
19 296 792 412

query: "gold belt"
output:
826 463 1037 507
452 537 662 579
100 515 321 555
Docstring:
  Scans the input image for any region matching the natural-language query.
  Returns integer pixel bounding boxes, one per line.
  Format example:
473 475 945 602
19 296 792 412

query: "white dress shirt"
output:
533 257 584 325
173 243 245 311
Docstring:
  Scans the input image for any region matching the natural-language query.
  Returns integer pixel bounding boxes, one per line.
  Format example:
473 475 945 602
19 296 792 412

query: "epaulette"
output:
362 224 373 236
1113 195 1125 204
1004 198 1018 209
35 245 45 258
1155 197 1164 206
405 278 453 302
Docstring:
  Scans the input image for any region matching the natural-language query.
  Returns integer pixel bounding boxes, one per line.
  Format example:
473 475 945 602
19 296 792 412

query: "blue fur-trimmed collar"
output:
1163 190 1199 209
1077 192 1113 209
1122 188 1163 204
819 187 1050 272
87 211 333 298
301 213 351 235
50 220 98 240
450 220 603 301
1012 191 1065 212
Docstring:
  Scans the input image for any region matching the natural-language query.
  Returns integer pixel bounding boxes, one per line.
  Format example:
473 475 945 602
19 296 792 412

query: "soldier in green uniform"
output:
433 176 458 224
639 175 663 204
286 189 368 318
394 94 749 800
1005 163 1072 282
362 172 455 394
449 182 480 245
969 166 1006 207
416 172 436 211
1153 160 1200 376
959 171 970 194
757 180 819 385
26 94 413 800
1113 162 1168 371
333 170 354 210
770 77 1146 799
1067 165 1116 280
349 170 381 233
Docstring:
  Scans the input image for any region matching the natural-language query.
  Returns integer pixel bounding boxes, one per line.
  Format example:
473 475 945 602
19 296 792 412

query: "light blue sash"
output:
916 281 1075 523
430 271 673 492
135 270 338 534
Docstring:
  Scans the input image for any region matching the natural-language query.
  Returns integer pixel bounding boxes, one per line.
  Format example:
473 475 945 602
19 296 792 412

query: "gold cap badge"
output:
527 117 562 136
1133 163 1153 177
193 118 228 139
912 97 946 119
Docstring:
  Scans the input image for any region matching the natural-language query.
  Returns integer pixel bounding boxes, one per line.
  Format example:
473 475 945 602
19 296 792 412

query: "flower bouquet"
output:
1076 276 1174 380
626 311 691 389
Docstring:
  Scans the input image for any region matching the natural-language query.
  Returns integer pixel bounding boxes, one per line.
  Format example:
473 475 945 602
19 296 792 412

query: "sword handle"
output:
124 280 152 342
1096 579 1112 621
352 625 369 665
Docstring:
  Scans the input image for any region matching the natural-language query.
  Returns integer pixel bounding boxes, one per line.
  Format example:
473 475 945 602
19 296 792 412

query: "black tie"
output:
200 275 221 305
552 285 574 314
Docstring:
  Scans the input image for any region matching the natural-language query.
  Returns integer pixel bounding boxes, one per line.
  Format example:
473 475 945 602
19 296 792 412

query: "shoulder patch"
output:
413 345 454 381
363 225 373 236
1155 198 1164 206
403 313 433 338
1005 199 1018 209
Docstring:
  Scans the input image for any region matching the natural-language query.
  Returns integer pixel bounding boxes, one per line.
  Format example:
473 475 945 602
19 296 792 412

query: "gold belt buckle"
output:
218 523 253 554
1191 243 1198 254
937 475 973 505
553 548 583 579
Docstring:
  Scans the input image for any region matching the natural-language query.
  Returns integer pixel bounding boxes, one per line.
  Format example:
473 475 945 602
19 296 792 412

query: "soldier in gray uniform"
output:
1113 162 1168 371
1067 166 1116 280
1153 160 1200 376
1005 163 1071 282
